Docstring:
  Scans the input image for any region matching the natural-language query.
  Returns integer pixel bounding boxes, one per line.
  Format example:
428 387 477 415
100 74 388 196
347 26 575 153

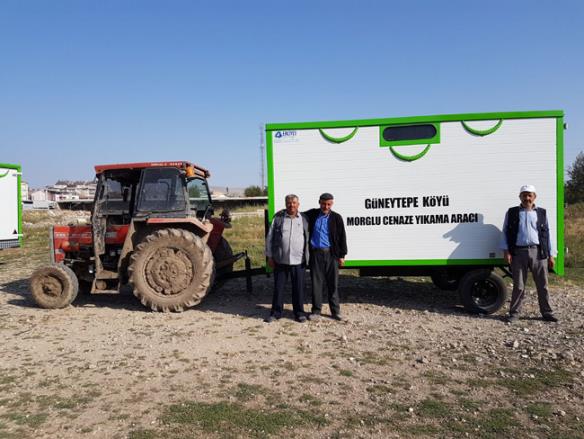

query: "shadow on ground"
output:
1 272 494 321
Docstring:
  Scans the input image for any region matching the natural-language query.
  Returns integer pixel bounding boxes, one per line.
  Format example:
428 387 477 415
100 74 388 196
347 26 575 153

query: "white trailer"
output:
0 163 22 249
266 111 564 314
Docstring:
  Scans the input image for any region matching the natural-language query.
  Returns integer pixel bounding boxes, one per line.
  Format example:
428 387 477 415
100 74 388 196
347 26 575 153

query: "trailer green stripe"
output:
266 110 563 131
344 258 505 267
266 131 276 220
556 117 565 275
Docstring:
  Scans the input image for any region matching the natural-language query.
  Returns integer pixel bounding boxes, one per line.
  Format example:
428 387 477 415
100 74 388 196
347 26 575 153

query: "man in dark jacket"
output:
502 184 557 323
304 193 348 321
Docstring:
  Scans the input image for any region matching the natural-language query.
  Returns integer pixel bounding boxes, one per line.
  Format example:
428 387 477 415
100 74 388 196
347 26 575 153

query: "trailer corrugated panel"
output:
266 111 564 275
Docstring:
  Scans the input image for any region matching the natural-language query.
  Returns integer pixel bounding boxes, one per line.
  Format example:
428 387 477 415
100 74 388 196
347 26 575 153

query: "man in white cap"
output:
501 185 557 323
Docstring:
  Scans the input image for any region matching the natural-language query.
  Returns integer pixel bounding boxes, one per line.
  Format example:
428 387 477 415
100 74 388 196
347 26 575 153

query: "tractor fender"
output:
146 217 213 240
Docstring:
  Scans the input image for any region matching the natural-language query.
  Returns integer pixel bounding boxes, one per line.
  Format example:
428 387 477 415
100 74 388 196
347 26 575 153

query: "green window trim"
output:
379 123 440 147
389 145 432 161
319 127 358 143
461 120 503 136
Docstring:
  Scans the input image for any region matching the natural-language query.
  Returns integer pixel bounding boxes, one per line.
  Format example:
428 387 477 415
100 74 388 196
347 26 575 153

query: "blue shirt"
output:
310 213 330 248
501 206 556 256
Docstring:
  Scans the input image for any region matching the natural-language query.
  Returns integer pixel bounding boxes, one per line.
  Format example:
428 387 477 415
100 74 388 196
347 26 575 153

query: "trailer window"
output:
379 123 440 147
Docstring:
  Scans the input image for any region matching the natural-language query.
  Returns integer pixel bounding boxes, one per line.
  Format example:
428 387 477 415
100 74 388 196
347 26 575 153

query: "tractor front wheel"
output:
128 228 215 312
30 264 79 309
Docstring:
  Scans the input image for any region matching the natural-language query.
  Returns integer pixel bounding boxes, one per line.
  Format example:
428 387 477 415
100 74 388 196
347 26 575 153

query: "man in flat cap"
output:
304 193 348 321
501 185 558 323
265 194 310 323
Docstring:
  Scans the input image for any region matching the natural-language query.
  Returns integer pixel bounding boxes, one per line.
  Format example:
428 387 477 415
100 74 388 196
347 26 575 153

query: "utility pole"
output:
259 124 265 189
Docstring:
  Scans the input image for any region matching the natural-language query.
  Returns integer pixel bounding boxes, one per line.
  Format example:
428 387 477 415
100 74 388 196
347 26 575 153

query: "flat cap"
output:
319 192 334 201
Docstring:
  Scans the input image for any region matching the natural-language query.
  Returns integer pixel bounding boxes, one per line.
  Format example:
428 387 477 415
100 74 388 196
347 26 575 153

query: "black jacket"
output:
504 206 550 260
304 209 348 259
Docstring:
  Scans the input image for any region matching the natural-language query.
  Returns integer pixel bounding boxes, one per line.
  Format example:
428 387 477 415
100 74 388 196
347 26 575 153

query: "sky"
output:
1 0 583 188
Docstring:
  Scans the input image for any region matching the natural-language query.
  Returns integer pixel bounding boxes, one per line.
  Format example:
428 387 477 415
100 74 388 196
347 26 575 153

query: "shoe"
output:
332 314 344 321
542 314 559 323
505 314 519 324
306 313 321 321
264 314 280 323
296 315 307 323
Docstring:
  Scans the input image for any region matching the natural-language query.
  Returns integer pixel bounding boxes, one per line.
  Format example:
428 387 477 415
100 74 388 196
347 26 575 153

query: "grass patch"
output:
422 370 451 385
416 398 450 418
525 402 553 419
0 412 48 428
298 394 323 406
128 430 158 439
161 401 327 437
339 369 353 377
477 408 518 436
233 383 265 402
497 368 572 396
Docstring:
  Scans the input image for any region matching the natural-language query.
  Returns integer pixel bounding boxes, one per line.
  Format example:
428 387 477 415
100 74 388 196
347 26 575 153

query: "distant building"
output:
21 181 29 201
30 180 96 202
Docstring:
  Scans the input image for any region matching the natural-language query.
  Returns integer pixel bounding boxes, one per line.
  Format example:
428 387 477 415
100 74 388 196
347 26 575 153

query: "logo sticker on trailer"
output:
274 130 298 143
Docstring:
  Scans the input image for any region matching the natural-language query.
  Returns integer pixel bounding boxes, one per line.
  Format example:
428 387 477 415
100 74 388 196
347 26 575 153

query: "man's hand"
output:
548 256 555 270
268 258 275 269
504 250 512 265
338 258 345 268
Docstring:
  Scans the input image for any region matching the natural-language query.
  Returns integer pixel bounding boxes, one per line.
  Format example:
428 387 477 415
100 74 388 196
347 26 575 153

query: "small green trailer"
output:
265 110 564 314
0 163 22 249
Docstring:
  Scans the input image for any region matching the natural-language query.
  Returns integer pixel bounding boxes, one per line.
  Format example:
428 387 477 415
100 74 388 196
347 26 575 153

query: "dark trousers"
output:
510 247 553 316
271 264 306 317
310 249 340 316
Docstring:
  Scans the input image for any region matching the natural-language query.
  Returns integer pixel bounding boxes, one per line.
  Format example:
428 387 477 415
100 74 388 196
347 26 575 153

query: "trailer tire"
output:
458 269 507 314
30 264 79 309
430 269 461 291
129 228 215 312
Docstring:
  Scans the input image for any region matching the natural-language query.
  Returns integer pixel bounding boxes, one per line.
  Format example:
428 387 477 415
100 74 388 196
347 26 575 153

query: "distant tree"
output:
566 152 584 204
244 185 267 197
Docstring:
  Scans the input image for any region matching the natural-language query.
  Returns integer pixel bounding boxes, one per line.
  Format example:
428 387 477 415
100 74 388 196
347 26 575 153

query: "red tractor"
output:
30 161 240 312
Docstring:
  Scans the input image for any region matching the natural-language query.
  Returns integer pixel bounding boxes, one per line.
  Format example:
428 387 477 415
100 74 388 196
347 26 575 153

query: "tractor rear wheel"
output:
128 228 215 312
30 264 79 309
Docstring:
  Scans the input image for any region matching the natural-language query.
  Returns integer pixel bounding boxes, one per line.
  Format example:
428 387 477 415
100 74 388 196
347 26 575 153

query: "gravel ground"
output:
0 213 583 438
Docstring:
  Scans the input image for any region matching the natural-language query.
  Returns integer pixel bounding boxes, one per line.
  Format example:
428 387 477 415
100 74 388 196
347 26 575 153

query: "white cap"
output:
519 184 536 194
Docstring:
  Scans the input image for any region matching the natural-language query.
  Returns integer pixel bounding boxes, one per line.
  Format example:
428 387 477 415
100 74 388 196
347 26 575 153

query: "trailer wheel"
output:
430 269 462 291
129 228 215 312
30 264 79 309
458 269 507 314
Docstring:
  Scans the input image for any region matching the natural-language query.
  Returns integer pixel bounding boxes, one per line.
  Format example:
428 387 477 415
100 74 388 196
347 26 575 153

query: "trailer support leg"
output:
245 253 253 293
